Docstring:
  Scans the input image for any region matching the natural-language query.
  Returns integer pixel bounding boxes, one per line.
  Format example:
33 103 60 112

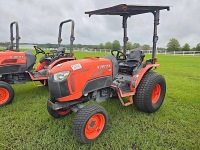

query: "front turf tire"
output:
0 81 14 106
47 99 72 118
133 72 166 113
73 104 108 144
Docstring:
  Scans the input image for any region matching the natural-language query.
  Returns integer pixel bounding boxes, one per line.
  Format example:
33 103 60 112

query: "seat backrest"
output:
126 50 143 63
6 45 13 50
25 50 36 71
55 47 65 56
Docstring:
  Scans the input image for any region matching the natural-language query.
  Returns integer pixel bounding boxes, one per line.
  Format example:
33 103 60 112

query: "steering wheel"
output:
111 50 126 61
33 46 45 55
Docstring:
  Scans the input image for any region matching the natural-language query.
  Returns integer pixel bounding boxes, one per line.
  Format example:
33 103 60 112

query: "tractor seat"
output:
48 47 66 64
55 47 65 56
119 50 145 75
6 45 14 50
25 50 36 71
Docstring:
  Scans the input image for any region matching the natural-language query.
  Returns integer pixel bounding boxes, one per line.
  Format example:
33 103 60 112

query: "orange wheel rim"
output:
0 88 9 105
85 113 105 139
57 109 71 115
152 84 161 104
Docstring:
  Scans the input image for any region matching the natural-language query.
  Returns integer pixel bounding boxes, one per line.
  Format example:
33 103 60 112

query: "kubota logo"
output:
10 56 24 59
97 64 110 70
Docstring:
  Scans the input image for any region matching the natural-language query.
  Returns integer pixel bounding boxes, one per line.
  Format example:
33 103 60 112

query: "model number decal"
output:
71 63 82 70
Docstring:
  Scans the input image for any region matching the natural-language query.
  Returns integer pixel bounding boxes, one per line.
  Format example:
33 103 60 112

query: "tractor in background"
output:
0 19 75 106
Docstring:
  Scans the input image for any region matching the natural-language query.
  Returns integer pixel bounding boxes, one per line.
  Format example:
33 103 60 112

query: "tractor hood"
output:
49 57 113 78
0 51 26 65
48 57 113 100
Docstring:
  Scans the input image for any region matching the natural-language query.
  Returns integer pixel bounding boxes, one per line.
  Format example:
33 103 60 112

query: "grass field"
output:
0 51 200 150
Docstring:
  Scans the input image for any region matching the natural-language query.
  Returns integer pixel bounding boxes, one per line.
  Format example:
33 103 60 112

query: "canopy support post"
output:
122 15 128 54
152 10 160 62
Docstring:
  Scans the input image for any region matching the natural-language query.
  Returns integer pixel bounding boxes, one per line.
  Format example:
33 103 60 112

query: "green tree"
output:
132 43 140 49
182 43 190 51
126 42 132 50
195 43 200 51
191 47 196 51
112 40 121 50
167 38 181 51
104 41 112 49
142 44 150 50
98 43 104 49
76 44 82 49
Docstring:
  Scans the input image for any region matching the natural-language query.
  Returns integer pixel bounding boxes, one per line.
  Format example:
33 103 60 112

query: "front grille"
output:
48 74 70 98
83 76 112 94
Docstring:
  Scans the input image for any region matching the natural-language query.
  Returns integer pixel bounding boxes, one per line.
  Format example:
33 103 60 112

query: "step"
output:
120 85 132 94
32 73 46 78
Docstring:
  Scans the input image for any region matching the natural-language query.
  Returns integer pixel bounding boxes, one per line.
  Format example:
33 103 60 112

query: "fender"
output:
25 58 75 84
48 57 75 70
35 61 49 71
130 64 160 91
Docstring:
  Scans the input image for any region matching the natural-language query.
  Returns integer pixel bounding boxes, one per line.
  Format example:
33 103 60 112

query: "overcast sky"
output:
0 0 200 48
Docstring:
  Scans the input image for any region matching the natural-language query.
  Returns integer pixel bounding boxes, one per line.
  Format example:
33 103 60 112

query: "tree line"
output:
96 39 200 51
0 42 97 50
1 38 200 51
95 40 151 50
0 41 151 50
166 38 200 51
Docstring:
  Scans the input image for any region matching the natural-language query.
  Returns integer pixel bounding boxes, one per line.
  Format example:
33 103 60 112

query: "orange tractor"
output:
0 20 75 106
47 4 170 143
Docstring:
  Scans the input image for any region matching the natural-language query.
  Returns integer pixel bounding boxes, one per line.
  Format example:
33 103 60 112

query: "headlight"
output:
53 71 70 81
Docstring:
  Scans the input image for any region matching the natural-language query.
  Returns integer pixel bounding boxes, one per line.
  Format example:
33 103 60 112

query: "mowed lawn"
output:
0 51 200 150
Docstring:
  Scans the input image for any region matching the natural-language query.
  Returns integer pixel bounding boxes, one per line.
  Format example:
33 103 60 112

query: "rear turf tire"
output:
0 81 14 106
133 72 166 113
73 104 108 143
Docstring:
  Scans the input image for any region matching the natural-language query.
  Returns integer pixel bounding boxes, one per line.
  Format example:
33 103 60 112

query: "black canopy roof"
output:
85 4 170 16
85 4 170 60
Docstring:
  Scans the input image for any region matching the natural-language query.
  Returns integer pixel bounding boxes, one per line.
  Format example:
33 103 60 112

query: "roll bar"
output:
58 19 75 57
10 21 20 51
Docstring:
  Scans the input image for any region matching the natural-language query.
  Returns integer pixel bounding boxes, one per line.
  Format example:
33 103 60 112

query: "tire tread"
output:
0 81 14 106
73 104 108 143
133 71 166 113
